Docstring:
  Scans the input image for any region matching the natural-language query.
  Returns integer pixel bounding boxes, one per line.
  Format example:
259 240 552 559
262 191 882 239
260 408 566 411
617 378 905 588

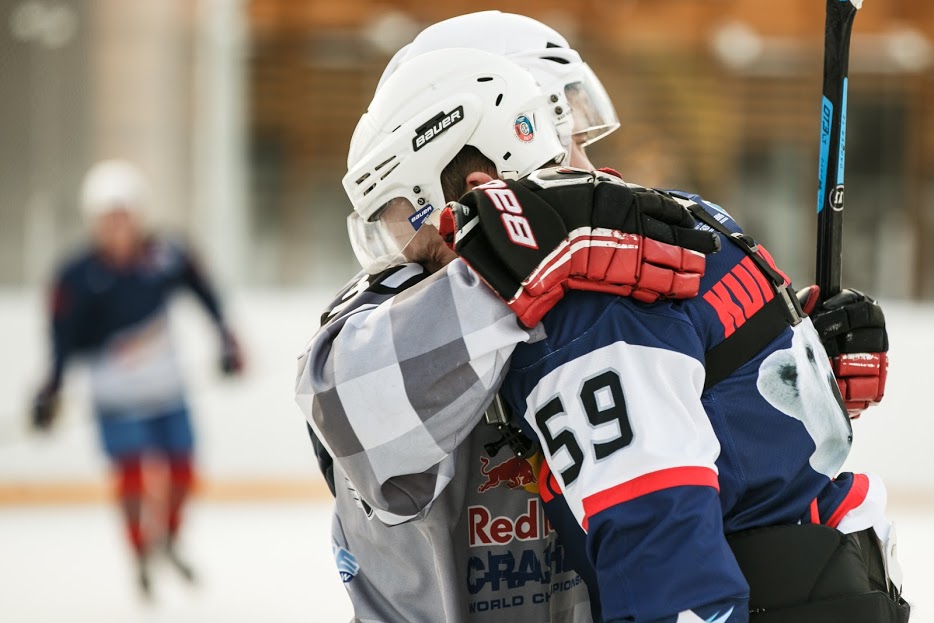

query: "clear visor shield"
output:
565 64 620 147
347 197 440 274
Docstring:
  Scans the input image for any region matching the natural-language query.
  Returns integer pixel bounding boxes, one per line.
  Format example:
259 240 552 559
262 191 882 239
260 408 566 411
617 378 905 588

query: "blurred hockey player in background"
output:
31 159 244 597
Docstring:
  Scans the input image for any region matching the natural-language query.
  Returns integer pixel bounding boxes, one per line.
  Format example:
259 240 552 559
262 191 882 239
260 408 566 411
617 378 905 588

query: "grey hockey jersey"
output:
295 260 592 622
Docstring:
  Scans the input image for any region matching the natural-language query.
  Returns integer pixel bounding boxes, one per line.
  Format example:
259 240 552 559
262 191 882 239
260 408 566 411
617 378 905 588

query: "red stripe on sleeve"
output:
582 466 719 530
825 473 870 529
809 498 820 524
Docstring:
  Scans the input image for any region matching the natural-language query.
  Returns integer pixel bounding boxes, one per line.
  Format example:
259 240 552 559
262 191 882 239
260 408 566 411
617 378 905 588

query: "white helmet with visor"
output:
343 48 565 273
376 11 620 155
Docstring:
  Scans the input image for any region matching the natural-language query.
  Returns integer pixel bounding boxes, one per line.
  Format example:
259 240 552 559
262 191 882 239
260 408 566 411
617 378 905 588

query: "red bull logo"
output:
478 455 537 493
468 498 553 547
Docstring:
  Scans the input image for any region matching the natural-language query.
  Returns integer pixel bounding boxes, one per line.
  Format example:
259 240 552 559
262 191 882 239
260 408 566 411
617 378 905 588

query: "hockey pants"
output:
728 523 910 622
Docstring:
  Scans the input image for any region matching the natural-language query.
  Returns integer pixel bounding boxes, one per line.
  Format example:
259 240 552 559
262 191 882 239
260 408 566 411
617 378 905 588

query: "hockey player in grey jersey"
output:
301 261 588 621
297 48 592 623
295 16 721 622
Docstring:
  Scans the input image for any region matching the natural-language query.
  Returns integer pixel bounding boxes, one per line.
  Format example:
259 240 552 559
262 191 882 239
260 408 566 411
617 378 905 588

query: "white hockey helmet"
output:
80 159 149 220
344 48 565 273
376 11 620 153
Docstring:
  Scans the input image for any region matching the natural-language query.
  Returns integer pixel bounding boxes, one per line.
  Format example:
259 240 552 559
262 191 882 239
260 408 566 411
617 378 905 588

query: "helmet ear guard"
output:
343 48 566 274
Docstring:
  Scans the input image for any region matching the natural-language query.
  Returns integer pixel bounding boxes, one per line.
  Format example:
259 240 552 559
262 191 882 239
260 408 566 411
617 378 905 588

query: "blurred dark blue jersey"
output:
46 237 226 414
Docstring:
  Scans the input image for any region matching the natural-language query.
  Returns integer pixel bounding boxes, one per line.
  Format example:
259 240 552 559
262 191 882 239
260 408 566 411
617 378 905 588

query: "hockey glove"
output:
219 329 244 376
797 285 888 418
31 384 60 432
440 168 720 328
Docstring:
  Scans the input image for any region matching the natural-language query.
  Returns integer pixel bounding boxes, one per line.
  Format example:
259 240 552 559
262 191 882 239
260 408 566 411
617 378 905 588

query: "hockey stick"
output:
815 0 863 299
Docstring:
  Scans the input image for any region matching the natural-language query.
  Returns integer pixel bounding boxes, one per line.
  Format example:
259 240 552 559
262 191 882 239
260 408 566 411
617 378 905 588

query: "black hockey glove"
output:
219 329 244 376
31 384 60 432
797 285 888 418
439 168 720 328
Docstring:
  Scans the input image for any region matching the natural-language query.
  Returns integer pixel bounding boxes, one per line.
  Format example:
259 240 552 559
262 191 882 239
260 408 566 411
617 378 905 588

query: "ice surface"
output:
1 500 932 622
0 501 354 623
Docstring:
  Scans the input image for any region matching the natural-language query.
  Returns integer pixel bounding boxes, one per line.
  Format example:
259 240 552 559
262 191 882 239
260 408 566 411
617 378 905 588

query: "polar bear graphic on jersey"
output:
756 318 852 477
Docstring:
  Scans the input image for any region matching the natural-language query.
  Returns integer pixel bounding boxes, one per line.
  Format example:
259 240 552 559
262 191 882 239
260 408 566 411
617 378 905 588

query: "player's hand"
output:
219 330 244 376
31 385 60 432
796 285 888 418
440 168 720 328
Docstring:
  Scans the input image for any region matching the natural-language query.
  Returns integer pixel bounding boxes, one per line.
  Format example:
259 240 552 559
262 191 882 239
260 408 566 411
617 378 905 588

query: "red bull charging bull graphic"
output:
477 455 537 493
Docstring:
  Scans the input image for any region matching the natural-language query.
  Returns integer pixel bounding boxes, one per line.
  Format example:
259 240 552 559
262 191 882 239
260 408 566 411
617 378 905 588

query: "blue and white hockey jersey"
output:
46 238 227 415
498 193 885 623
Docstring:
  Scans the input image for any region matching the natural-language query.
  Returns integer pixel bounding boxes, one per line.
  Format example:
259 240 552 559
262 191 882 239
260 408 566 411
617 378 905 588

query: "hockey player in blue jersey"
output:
378 24 900 623
31 160 244 597
448 169 906 622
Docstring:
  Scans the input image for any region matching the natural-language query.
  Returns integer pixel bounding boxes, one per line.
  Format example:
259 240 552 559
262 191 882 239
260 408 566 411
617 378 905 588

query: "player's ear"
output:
465 171 495 193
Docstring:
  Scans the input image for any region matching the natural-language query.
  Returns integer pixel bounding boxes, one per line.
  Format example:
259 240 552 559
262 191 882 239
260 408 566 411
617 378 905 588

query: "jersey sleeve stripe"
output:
582 465 719 530
825 472 870 528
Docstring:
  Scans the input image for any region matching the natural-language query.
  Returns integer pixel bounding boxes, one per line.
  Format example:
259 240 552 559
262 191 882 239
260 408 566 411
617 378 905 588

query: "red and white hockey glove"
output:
797 285 888 418
439 168 720 328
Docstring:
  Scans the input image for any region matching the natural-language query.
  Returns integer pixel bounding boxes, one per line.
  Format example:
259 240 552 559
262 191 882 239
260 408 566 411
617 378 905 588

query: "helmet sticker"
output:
412 105 465 152
408 204 435 230
514 114 535 142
